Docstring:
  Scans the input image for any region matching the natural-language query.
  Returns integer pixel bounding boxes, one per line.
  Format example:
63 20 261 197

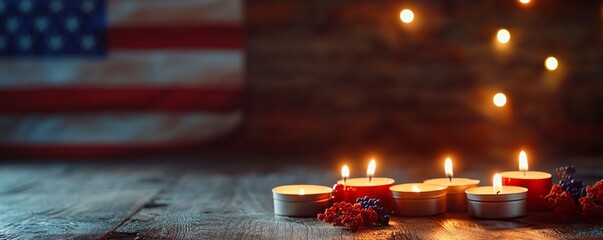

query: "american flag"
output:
0 0 244 157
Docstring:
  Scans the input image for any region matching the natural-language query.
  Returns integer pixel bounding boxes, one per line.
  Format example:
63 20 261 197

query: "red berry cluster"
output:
544 184 581 222
331 184 357 203
544 179 603 222
579 180 603 221
317 201 377 231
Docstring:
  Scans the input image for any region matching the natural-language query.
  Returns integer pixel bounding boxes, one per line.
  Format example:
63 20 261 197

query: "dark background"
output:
215 0 603 167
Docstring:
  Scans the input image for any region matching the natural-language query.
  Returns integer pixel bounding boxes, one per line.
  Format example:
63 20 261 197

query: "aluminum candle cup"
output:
423 178 480 211
465 186 528 219
390 183 447 216
272 185 332 217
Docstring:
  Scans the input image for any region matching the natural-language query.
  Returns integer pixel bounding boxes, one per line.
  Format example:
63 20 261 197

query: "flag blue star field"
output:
0 0 106 56
0 0 244 157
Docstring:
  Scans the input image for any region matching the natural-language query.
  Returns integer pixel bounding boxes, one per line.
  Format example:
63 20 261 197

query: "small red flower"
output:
317 201 377 231
544 184 581 222
579 180 603 221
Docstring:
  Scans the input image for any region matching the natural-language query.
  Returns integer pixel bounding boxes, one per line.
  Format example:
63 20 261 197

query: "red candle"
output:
336 159 395 211
501 151 551 211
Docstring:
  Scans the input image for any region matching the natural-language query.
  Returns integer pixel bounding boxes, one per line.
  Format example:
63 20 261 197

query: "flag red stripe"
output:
0 87 241 113
108 25 244 49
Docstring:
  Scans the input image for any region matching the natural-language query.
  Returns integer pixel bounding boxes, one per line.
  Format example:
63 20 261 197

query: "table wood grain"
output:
0 158 601 240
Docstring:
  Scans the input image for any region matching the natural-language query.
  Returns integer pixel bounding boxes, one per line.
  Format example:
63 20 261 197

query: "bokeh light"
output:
400 9 414 23
497 29 510 44
545 56 558 71
493 93 507 107
519 0 531 4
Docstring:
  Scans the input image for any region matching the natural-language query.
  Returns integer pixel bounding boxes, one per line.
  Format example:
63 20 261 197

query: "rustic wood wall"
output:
229 0 602 160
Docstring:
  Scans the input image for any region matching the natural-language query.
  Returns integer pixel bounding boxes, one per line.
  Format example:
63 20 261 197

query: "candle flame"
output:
342 165 350 178
493 173 503 194
412 185 421 192
445 157 453 178
367 159 376 178
298 189 305 195
519 151 528 171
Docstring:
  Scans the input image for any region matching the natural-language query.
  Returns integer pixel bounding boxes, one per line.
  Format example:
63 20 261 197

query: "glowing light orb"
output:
519 0 531 4
400 9 414 24
497 29 511 44
493 93 507 107
545 56 558 71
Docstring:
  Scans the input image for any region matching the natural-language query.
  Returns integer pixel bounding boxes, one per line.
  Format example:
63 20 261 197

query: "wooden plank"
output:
113 164 603 239
0 163 173 240
0 164 68 194
113 165 343 239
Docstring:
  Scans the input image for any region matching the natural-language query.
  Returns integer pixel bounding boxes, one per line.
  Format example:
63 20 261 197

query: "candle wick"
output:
496 190 500 195
523 170 526 176
343 177 347 187
369 176 372 182
448 176 452 183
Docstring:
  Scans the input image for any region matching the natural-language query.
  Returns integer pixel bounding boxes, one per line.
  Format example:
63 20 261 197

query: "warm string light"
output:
545 56 558 71
497 29 511 44
389 6 579 154
493 93 507 107
400 9 414 23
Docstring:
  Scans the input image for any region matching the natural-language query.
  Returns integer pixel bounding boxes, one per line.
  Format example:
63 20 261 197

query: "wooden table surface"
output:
0 156 602 240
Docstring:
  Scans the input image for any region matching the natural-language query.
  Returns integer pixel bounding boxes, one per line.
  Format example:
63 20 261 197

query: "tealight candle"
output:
466 173 528 219
390 183 447 216
424 157 480 211
272 184 332 217
336 159 395 210
500 151 551 211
